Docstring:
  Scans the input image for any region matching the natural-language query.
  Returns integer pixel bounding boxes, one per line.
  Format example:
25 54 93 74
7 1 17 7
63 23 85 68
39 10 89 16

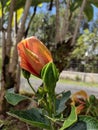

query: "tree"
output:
0 0 32 113
69 29 98 72
0 0 98 114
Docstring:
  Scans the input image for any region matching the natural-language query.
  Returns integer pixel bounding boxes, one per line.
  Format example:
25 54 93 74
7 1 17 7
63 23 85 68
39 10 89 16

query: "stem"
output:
86 105 91 115
27 79 36 94
53 95 56 116
48 93 56 130
50 121 56 130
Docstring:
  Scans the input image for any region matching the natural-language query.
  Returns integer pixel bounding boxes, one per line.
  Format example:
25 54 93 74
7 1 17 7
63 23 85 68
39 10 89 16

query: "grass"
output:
0 46 98 88
28 75 98 88
59 78 98 87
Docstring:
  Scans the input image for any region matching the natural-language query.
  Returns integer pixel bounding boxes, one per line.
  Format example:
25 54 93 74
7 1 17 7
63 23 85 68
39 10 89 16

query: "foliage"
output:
68 28 98 73
72 29 98 59
1 0 98 129
72 0 98 21
28 13 56 44
5 62 74 130
5 59 98 130
5 62 98 129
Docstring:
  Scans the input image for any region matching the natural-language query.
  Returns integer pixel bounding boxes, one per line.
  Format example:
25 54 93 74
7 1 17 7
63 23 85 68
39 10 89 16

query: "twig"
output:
71 0 86 46
27 79 36 94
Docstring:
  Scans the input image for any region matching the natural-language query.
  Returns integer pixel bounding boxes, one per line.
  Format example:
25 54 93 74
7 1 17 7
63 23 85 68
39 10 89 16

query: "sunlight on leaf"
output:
79 115 98 130
59 106 77 130
7 108 50 129
5 92 29 106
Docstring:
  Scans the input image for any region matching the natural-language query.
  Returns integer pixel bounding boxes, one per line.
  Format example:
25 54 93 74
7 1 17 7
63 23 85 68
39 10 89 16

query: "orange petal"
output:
72 90 88 102
24 36 53 65
17 41 40 76
23 45 43 75
20 58 39 76
76 104 85 114
17 36 53 76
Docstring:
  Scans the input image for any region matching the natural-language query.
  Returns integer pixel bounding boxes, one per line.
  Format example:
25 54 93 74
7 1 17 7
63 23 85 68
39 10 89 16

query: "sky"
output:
93 6 98 20
35 3 98 21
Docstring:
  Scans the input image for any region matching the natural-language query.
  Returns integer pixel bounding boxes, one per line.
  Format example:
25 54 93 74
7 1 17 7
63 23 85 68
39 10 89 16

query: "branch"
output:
71 0 86 46
55 0 61 43
24 5 37 38
49 0 53 10
6 0 16 56
9 0 32 73
16 0 32 42
61 0 70 41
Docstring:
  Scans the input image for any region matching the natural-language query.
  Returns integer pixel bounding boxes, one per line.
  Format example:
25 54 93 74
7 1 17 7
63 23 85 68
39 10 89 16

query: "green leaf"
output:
88 0 98 7
79 115 98 130
7 108 50 129
74 0 94 21
55 91 71 115
59 106 77 130
14 0 50 10
14 0 26 10
84 4 93 21
41 62 59 93
66 121 87 130
32 0 50 6
5 92 29 106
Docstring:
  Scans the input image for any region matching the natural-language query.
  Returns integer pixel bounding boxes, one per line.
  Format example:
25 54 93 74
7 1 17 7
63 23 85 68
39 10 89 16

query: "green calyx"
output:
41 62 59 93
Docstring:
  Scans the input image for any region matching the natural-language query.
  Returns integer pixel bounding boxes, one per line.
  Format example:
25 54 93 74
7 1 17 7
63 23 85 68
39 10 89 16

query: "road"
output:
20 77 98 97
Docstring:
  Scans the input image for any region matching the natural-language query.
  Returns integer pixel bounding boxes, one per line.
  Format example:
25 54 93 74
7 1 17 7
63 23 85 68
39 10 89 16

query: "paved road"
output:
20 77 98 97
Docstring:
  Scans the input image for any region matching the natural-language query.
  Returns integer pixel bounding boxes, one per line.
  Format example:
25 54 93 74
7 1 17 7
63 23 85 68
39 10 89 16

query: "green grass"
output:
59 78 98 87
28 75 98 88
0 46 97 88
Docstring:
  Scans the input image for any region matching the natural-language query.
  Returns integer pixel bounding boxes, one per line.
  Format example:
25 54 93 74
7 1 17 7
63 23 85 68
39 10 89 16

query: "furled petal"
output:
17 36 53 77
18 43 39 76
23 36 53 65
23 45 44 74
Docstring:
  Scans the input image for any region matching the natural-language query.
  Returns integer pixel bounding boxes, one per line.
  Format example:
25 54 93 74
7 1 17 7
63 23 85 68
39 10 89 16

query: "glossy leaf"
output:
66 121 87 130
59 106 77 130
84 4 93 21
5 92 29 106
79 115 98 130
7 108 50 129
74 0 94 21
55 91 71 115
88 0 98 7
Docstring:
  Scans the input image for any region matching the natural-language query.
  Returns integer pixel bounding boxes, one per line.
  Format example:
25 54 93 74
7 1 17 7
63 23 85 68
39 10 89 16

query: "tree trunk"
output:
0 0 32 113
55 0 61 44
24 5 37 38
0 0 16 114
9 0 32 92
6 0 15 57
9 0 32 73
14 63 21 93
61 0 70 41
71 0 86 46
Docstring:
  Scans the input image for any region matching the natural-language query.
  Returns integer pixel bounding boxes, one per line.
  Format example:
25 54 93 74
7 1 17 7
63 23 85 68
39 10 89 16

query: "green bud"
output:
41 62 59 93
22 69 30 79
37 87 44 95
89 95 96 104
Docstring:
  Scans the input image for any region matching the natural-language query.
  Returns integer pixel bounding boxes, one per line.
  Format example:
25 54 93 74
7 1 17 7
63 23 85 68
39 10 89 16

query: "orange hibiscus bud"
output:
17 36 53 77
